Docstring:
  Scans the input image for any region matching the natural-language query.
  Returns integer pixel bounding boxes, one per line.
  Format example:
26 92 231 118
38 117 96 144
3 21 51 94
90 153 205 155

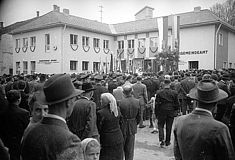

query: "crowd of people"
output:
0 68 235 160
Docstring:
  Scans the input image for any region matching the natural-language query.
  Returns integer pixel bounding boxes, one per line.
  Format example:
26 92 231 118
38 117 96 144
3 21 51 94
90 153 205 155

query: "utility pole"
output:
99 5 103 23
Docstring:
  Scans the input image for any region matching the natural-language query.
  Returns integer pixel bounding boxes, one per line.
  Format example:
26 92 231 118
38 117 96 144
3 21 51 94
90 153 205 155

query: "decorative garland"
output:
103 48 110 54
83 45 90 52
149 47 158 53
22 47 28 53
15 48 20 53
70 44 78 51
30 46 36 52
94 47 100 53
127 48 134 54
138 47 146 54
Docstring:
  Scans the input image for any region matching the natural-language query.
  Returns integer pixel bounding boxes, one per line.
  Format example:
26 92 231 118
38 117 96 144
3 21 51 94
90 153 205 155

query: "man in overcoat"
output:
0 90 29 160
119 84 141 160
132 76 148 128
156 79 179 147
21 74 84 160
67 82 99 141
174 79 235 160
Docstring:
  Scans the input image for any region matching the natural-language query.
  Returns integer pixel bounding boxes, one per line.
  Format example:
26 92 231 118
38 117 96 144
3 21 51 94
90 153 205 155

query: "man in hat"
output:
119 84 141 160
215 73 231 121
156 79 179 147
67 82 99 141
92 75 108 111
21 74 84 160
174 79 235 160
132 76 148 128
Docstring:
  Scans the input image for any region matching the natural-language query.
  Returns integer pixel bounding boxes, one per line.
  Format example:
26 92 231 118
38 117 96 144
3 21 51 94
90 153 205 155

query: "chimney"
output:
135 6 154 21
194 6 201 12
36 11 39 17
0 22 3 29
63 8 69 15
53 5 60 12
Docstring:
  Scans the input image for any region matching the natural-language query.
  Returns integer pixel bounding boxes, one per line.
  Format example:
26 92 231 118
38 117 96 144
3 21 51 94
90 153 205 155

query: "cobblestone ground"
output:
134 120 175 160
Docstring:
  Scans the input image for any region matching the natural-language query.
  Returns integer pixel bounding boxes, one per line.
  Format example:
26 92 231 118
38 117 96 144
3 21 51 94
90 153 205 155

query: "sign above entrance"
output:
179 50 208 55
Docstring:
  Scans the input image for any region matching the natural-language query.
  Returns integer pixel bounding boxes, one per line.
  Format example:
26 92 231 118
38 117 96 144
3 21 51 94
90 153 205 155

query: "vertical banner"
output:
157 17 163 52
162 16 168 51
157 16 168 51
172 15 180 50
110 53 113 72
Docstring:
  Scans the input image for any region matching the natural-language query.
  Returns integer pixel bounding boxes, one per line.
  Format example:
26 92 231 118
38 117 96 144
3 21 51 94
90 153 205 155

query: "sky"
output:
0 0 227 27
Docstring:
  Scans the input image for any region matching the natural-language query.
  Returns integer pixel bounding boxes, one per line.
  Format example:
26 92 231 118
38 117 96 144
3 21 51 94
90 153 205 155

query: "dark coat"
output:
174 109 235 160
67 96 99 140
0 104 29 160
179 77 195 99
132 82 148 106
93 83 109 110
119 95 141 136
97 106 123 146
155 87 179 111
21 117 84 160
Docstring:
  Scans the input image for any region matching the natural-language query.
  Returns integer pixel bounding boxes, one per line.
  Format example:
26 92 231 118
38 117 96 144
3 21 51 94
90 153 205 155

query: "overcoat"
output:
21 117 84 160
174 109 235 160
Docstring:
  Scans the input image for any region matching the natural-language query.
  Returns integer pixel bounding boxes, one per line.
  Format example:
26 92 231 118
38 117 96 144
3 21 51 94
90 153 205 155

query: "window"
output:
229 63 232 68
23 38 28 47
93 38 100 48
138 38 145 48
103 40 109 49
70 61 77 71
30 37 36 47
16 39 20 48
128 39 134 48
23 61 28 74
150 37 158 47
93 62 100 73
118 40 124 49
16 62 20 74
31 61 36 74
219 33 223 46
82 36 89 46
70 34 78 45
45 34 50 52
82 61 89 71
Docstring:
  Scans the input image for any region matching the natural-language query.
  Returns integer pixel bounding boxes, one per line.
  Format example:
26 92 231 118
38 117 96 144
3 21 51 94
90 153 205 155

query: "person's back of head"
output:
39 74 46 82
18 80 26 90
6 90 21 104
123 84 133 96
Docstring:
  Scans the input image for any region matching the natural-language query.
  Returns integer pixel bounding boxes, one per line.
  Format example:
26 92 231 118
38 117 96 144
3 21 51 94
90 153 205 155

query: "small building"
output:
7 5 235 75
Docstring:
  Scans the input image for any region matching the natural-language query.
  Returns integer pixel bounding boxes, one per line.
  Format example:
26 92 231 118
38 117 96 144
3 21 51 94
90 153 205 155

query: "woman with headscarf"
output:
81 138 100 160
97 93 124 160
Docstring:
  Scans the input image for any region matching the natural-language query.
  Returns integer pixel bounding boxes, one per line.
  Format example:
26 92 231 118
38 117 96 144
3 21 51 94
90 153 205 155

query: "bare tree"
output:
210 0 235 26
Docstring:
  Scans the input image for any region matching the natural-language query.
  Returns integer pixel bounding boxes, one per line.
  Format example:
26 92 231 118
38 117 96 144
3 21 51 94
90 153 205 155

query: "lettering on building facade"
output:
179 50 208 55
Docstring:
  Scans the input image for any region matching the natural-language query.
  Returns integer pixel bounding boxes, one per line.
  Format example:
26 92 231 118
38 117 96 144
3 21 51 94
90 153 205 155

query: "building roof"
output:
0 17 38 36
10 8 235 36
11 11 113 35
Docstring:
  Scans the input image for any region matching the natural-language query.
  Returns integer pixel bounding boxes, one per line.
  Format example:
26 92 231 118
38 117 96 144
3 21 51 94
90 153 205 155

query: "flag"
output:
157 16 168 52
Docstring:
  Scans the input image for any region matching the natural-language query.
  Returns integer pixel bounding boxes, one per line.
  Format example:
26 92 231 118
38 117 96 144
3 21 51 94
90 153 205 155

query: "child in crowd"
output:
81 138 100 160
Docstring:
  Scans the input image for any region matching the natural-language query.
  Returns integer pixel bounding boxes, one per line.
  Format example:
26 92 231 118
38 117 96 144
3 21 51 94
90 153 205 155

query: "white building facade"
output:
10 5 235 75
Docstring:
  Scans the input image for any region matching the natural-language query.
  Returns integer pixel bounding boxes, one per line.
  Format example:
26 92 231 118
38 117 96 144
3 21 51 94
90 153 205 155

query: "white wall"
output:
13 27 63 74
178 25 215 70
228 32 235 68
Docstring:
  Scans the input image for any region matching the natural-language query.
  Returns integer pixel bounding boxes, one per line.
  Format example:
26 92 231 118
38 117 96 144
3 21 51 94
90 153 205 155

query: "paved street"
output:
134 121 175 160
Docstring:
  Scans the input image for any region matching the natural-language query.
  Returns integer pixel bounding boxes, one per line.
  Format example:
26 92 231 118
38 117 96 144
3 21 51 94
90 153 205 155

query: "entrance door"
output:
189 61 198 70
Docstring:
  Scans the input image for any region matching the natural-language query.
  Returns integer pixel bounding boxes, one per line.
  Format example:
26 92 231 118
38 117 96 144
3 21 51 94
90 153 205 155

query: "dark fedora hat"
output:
37 74 84 105
82 82 96 93
188 79 228 103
